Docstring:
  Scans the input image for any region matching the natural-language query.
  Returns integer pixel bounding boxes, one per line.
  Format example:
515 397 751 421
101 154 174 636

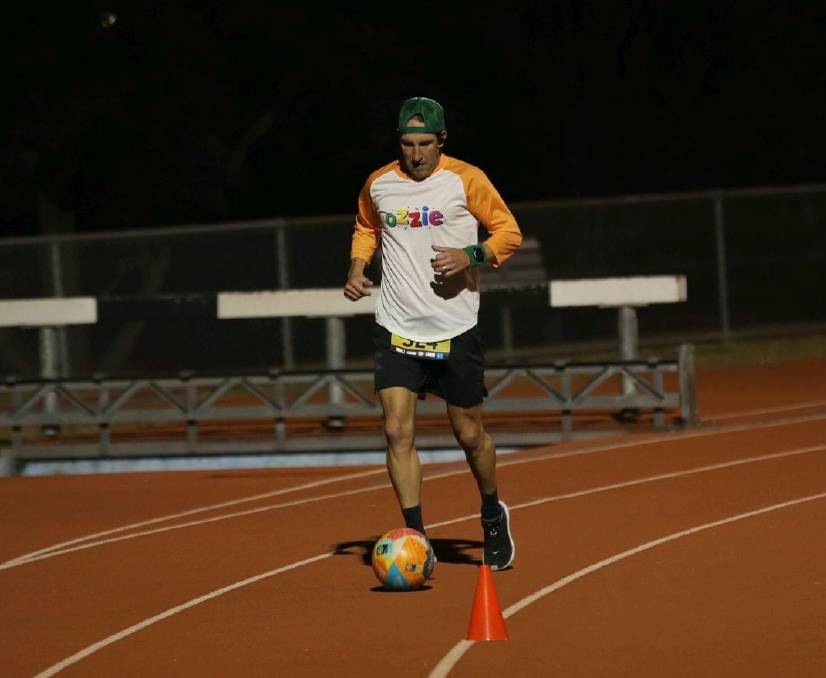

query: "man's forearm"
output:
348 257 368 278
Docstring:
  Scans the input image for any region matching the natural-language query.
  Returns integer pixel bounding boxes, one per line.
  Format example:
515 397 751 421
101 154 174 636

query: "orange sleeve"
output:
463 168 522 266
350 176 381 263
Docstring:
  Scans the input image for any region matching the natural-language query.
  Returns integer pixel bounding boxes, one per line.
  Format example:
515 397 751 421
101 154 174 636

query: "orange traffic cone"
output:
466 565 509 641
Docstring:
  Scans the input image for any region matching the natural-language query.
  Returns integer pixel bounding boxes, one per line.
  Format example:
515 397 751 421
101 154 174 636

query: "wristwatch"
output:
464 244 486 268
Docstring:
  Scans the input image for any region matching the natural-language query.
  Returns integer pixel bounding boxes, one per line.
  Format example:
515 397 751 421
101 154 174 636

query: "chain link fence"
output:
1 184 824 380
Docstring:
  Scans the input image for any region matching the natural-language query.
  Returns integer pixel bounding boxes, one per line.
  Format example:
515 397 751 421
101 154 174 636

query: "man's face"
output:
399 118 444 181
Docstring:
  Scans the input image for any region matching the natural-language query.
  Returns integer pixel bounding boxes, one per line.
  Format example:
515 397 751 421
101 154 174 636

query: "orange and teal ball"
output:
371 528 434 590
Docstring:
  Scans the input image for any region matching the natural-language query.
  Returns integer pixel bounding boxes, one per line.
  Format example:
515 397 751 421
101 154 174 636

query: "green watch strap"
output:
463 244 486 268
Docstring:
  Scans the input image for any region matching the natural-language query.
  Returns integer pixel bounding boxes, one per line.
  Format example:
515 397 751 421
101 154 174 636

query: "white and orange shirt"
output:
351 154 522 342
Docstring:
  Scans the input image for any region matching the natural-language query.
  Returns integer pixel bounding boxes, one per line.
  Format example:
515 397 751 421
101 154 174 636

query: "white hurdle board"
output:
0 297 98 327
217 288 378 319
549 275 687 308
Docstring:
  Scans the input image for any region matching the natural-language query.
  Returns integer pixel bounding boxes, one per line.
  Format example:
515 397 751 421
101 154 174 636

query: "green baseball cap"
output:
397 97 446 135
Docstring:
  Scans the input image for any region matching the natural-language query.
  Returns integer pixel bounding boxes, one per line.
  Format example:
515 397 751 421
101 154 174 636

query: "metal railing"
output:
0 345 696 462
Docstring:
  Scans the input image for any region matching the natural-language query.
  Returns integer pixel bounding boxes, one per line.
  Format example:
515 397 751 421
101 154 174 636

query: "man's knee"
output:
454 420 485 453
384 415 415 451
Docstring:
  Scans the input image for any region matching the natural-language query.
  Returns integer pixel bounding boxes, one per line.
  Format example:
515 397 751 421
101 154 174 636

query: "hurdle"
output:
215 281 695 429
0 297 98 435
218 289 378 428
0 285 696 470
550 275 688 396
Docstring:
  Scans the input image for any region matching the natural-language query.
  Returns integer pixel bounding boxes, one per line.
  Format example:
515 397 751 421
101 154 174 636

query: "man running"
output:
344 97 522 570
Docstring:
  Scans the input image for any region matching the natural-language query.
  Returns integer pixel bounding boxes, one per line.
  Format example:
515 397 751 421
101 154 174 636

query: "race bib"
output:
390 333 451 360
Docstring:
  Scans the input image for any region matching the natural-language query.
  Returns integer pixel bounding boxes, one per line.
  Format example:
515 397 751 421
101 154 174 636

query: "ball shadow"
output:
369 585 434 593
332 536 483 566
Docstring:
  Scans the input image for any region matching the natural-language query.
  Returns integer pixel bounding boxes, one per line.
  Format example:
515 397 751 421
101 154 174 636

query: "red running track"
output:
0 358 824 677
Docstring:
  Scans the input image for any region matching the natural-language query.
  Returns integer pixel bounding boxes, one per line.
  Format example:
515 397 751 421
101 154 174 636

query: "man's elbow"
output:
510 227 523 251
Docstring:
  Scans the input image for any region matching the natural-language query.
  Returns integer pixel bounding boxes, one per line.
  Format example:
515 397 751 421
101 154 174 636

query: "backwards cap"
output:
397 97 446 135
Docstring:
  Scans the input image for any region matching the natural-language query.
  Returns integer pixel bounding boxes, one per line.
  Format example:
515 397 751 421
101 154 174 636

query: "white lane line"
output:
9 401 826 568
1 465 475 570
12 444 826 570
428 444 826 530
31 552 333 678
428 490 826 678
0 468 386 568
30 446 826 677
707 399 826 423
6 412 826 570
496 410 826 473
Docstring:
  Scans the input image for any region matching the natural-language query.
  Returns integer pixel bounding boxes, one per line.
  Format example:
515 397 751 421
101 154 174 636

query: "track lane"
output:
22 438 826 675
5 412 826 571
3 355 824 677
438 495 826 677
0 466 387 563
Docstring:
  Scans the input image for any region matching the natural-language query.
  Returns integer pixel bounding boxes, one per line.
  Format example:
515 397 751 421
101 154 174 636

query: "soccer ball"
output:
371 528 434 590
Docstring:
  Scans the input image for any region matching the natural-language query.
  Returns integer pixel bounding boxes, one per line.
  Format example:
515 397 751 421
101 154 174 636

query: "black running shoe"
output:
482 501 515 570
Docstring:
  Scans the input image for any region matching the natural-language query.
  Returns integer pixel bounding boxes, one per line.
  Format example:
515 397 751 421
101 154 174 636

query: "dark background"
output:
1 3 824 379
3 2 825 236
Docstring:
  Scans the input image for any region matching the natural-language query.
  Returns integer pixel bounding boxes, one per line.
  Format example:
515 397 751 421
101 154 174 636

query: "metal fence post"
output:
37 240 67 434
713 194 731 340
276 224 295 369
618 305 638 396
50 240 71 377
678 343 698 426
184 376 198 449
560 366 573 440
325 316 346 428
652 361 665 428
38 326 60 434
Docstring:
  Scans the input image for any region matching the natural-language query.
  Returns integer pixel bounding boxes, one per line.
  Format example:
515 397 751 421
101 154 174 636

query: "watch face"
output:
473 247 485 262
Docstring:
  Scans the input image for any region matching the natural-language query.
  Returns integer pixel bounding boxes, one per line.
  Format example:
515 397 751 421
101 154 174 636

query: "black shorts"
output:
373 324 487 408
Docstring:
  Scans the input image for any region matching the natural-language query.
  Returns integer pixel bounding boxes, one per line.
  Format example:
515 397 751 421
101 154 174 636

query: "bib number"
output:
390 334 451 360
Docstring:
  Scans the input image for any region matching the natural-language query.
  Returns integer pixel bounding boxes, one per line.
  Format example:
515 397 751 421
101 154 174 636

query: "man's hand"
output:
344 272 373 301
344 257 372 301
431 244 471 278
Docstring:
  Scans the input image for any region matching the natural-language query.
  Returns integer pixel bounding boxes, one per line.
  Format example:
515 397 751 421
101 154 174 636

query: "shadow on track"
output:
332 537 483 566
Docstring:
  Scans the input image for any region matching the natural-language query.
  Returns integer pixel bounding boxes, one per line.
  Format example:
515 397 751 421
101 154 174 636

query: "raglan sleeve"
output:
465 169 522 266
350 178 381 264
